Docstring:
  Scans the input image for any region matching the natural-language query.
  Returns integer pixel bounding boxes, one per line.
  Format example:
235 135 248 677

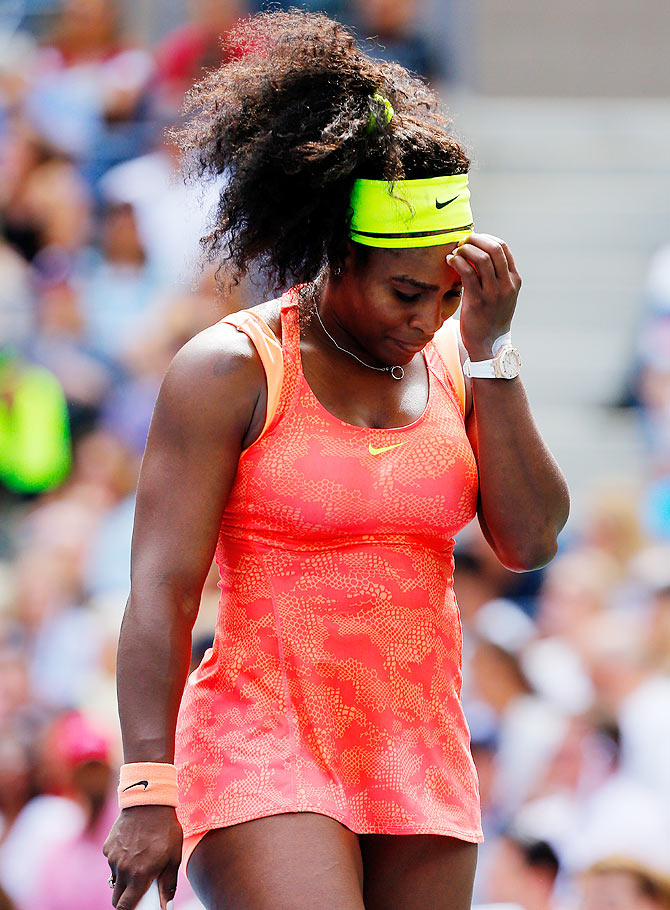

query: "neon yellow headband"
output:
349 174 474 249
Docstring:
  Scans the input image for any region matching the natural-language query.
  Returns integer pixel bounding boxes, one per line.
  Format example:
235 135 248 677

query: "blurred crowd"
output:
1 1 669 909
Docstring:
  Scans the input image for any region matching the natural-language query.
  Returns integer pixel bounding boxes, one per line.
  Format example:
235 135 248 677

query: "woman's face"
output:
333 242 463 366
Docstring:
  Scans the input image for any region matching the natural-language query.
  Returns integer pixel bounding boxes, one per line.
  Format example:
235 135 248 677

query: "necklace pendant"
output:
313 301 406 380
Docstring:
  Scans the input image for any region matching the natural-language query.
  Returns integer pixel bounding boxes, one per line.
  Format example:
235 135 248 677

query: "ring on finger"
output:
108 874 116 889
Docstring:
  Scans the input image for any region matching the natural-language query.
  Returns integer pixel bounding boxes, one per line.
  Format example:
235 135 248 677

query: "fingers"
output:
446 247 481 292
157 863 180 910
112 875 153 910
106 858 180 910
448 233 521 295
106 862 157 910
454 234 507 279
451 243 496 288
108 864 180 910
104 810 182 910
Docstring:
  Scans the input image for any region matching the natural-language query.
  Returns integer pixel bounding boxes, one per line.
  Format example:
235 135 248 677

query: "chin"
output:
389 337 428 360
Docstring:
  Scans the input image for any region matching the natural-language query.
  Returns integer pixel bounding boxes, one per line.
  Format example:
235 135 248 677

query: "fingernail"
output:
167 902 174 910
446 254 455 263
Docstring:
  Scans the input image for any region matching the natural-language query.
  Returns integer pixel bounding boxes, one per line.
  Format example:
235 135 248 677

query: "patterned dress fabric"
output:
175 289 483 860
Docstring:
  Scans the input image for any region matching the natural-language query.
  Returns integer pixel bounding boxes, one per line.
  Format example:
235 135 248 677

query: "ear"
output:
329 242 357 279
344 240 369 275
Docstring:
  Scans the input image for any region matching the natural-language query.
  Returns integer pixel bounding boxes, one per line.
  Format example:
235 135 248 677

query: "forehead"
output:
363 243 461 286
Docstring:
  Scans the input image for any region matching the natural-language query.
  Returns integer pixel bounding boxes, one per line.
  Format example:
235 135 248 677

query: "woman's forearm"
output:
117 590 196 763
467 375 570 571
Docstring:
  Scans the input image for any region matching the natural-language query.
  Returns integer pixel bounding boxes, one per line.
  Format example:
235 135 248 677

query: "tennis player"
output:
104 11 569 910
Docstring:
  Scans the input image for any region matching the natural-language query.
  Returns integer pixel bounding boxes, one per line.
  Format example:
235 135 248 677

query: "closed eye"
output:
394 290 421 302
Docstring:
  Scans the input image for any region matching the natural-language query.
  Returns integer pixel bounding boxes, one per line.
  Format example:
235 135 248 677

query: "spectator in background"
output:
0 240 33 352
0 717 86 908
352 0 443 82
645 575 670 673
579 610 670 803
618 244 670 540
78 201 166 363
249 0 354 27
484 832 560 910
1 122 53 262
636 316 670 540
14 546 106 710
580 479 645 576
98 111 226 290
32 712 200 909
27 255 114 438
469 600 568 818
512 710 670 900
17 154 93 259
95 264 238 461
0 726 39 845
1 131 116 436
0 29 38 125
2 140 93 266
29 711 119 910
580 858 670 910
155 0 248 108
21 0 155 186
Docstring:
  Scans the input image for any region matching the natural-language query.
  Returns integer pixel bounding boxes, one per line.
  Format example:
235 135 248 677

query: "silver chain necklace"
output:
313 304 405 380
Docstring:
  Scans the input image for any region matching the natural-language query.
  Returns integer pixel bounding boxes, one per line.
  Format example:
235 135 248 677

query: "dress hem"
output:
182 804 484 880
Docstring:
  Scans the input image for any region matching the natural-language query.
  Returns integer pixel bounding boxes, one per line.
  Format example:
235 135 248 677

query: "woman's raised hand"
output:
103 805 183 910
446 232 522 360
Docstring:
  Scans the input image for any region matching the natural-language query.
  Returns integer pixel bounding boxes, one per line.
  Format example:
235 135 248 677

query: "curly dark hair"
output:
171 9 470 291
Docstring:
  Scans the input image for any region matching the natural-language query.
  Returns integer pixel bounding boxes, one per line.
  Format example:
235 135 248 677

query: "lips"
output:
391 337 432 354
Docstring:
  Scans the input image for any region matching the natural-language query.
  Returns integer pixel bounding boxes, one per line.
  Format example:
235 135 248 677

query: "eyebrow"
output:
391 274 463 293
391 274 439 291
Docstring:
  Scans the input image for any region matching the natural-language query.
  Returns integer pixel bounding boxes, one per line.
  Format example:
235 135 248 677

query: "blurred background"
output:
1 0 669 908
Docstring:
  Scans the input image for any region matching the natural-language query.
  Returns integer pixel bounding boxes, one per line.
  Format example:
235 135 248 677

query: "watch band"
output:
464 357 497 379
462 329 516 379
491 330 512 356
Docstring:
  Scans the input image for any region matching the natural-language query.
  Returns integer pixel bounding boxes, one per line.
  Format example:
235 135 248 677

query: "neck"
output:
309 276 387 369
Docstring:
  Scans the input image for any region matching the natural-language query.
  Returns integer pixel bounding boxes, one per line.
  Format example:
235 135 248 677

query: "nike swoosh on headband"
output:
122 780 149 791
435 195 460 209
369 443 404 455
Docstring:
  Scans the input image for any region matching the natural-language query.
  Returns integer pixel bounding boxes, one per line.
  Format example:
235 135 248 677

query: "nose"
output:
408 297 450 336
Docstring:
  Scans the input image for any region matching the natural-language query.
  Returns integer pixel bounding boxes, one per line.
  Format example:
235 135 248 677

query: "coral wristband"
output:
118 762 178 809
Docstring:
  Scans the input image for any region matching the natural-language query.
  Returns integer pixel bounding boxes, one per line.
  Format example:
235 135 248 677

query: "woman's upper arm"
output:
129 322 264 613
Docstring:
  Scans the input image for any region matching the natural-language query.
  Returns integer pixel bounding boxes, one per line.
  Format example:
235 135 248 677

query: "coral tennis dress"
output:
175 289 483 874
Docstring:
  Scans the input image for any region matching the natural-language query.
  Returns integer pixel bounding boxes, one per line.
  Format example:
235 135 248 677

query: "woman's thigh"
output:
186 812 365 910
359 833 478 910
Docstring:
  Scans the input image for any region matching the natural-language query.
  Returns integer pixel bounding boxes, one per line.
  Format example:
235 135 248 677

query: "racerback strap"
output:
219 308 284 442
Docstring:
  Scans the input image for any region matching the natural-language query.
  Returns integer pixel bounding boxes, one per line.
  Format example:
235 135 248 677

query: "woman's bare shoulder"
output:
157 319 266 439
244 295 284 341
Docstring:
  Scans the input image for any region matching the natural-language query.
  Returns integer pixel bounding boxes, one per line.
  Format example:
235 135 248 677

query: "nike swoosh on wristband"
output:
435 195 459 209
122 780 149 791
369 443 404 455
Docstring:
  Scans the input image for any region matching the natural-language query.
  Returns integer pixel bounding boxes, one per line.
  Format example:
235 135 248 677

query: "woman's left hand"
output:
446 232 522 360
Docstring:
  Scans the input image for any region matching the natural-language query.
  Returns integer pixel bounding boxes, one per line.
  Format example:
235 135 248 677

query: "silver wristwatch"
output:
462 329 521 380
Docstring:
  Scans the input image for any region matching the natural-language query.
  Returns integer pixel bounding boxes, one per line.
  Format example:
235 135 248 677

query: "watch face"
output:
499 347 521 378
